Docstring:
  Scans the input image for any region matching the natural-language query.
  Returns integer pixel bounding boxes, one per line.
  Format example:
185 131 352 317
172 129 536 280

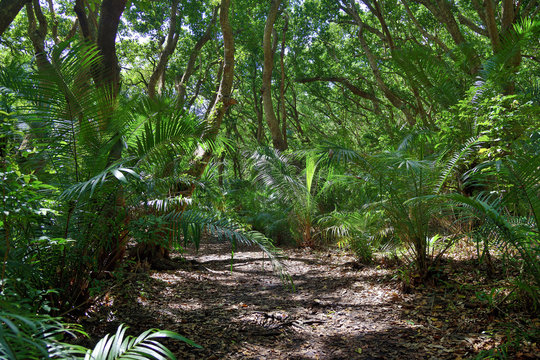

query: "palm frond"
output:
165 209 293 287
435 136 479 193
82 324 200 360
315 141 368 168
0 303 86 360
60 160 140 200
251 147 305 204
480 18 540 89
445 192 539 287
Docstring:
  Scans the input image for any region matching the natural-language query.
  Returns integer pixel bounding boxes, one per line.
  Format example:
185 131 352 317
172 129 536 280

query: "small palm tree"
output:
1 41 291 311
318 131 454 278
445 138 540 305
251 147 334 247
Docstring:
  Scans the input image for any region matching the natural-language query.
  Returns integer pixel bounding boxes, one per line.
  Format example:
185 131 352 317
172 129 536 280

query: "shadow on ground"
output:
80 243 509 359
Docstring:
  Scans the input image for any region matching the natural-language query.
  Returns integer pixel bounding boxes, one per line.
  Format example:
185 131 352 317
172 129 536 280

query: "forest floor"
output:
78 241 539 359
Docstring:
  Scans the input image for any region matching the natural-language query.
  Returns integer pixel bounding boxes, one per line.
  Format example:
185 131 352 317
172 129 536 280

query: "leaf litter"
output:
76 241 539 359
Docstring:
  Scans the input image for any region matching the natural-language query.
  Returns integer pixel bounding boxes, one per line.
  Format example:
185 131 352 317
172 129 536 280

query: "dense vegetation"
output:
0 0 538 358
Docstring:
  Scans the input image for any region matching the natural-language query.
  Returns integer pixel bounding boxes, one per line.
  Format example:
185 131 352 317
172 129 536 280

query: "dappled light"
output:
1 0 538 359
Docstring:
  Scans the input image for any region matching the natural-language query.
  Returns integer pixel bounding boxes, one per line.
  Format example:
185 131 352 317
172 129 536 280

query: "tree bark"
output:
175 6 218 108
340 0 417 125
0 0 29 36
252 67 264 144
74 0 95 42
94 0 127 98
483 0 520 94
262 0 286 151
26 0 50 72
483 0 500 52
176 0 235 198
203 59 223 121
364 0 395 49
414 0 480 74
205 0 234 140
279 12 289 149
147 0 179 98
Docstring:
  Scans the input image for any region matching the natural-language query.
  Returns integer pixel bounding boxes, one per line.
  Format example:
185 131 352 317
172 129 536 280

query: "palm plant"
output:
1 40 291 311
444 137 540 305
317 210 383 263
251 147 334 247
0 300 200 360
318 131 456 278
80 324 200 360
0 300 86 360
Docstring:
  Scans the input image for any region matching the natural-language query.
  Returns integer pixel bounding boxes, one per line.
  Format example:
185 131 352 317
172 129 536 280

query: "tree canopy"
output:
0 0 539 358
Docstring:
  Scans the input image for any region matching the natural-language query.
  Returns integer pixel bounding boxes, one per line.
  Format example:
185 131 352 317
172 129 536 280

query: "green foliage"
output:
221 179 293 245
438 88 538 155
444 136 540 306
0 118 65 310
317 209 396 264
318 135 448 276
0 302 199 360
0 301 86 360
81 324 200 360
1 2 539 355
251 147 334 247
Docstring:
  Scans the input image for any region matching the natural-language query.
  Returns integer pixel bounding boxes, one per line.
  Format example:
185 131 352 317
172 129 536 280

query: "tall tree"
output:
177 0 235 197
175 6 219 109
147 0 180 98
339 0 419 125
0 0 28 36
262 0 287 150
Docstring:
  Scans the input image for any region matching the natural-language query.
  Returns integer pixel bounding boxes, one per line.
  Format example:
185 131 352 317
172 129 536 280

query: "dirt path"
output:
81 242 536 359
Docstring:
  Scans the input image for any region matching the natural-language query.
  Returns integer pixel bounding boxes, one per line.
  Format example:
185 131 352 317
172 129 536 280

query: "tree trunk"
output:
483 0 521 94
339 0 417 125
26 0 50 72
73 0 127 278
262 0 286 151
483 0 501 53
279 12 289 149
175 6 218 109
203 60 224 121
252 68 264 144
94 0 127 98
147 0 179 98
203 0 235 142
414 0 480 74
176 0 235 199
0 0 29 36
500 0 520 94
